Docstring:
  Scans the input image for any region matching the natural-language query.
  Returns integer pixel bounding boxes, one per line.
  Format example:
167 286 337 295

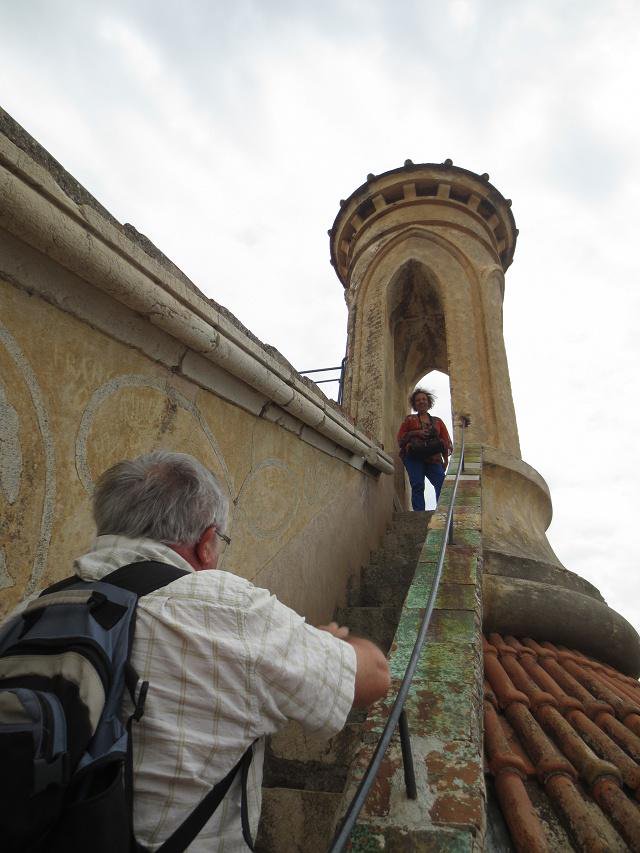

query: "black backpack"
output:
404 414 445 461
0 561 254 852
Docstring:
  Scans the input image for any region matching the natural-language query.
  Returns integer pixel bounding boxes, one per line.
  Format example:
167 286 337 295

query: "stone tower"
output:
329 160 639 674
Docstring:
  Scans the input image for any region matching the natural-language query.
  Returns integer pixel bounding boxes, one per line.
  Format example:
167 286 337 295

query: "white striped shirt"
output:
74 536 357 851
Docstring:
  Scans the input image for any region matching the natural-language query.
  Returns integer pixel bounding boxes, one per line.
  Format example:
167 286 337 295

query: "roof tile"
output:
595 711 640 764
485 643 530 709
484 633 640 851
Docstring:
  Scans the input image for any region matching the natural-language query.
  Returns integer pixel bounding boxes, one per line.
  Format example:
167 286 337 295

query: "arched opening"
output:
407 369 453 510
386 260 449 508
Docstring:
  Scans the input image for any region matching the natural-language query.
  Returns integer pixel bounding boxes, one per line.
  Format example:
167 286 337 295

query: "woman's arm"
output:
436 419 453 461
397 416 413 447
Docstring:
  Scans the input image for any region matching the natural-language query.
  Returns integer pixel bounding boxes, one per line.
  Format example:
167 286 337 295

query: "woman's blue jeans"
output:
403 456 446 511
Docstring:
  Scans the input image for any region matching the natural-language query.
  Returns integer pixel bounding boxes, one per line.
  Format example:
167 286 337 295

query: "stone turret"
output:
329 160 640 675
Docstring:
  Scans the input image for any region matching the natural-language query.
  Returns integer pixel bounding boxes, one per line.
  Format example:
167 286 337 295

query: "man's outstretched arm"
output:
318 622 390 709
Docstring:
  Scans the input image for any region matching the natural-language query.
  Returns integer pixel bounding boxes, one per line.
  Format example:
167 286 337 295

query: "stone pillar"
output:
329 161 640 672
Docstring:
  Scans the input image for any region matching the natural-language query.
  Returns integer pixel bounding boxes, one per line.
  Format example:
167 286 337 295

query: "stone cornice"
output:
0 131 394 475
329 160 518 286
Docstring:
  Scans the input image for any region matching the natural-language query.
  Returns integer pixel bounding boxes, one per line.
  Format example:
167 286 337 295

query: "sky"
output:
2 0 639 631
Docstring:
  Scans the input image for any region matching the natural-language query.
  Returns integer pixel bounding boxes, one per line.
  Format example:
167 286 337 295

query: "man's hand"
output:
318 621 350 640
317 622 390 709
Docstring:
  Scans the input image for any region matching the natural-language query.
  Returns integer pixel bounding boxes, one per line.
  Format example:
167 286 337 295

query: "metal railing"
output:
327 417 469 852
299 358 347 405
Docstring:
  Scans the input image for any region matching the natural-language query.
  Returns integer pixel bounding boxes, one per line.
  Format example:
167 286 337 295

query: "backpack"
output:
0 561 255 853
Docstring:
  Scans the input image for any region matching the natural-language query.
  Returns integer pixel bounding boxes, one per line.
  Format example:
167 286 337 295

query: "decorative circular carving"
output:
235 458 300 540
74 373 234 519
0 322 56 600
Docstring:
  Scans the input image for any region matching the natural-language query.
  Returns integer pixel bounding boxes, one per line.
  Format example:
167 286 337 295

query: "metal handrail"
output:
299 357 347 405
299 366 343 374
327 418 468 853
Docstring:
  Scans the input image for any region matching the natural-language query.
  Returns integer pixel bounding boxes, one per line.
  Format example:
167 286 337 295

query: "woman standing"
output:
397 388 453 511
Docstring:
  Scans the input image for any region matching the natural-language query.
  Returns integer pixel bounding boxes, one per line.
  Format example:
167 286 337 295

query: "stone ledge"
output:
0 126 393 474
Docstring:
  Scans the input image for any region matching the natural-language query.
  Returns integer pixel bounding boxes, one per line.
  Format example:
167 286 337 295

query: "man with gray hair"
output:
76 450 389 851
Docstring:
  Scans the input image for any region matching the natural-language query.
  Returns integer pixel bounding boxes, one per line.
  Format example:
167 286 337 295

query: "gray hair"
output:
93 450 228 545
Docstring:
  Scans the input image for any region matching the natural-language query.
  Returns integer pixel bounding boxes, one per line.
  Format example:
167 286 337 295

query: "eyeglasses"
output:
215 529 231 546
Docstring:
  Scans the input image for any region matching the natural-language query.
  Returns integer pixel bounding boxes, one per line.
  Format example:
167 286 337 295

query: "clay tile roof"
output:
484 633 640 851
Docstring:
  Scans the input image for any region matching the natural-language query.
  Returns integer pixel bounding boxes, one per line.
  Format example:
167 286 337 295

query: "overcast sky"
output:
2 0 639 631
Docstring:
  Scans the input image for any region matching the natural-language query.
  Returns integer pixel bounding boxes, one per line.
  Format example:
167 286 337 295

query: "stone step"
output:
354 557 418 592
348 513 431 608
369 541 423 562
335 606 401 653
377 512 432 544
262 718 363 792
255 788 342 853
379 529 429 549
353 567 415 609
386 509 432 527
364 549 420 573
389 509 432 525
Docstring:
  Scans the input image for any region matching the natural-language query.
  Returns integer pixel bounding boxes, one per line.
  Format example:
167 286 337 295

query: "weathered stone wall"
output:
0 119 395 623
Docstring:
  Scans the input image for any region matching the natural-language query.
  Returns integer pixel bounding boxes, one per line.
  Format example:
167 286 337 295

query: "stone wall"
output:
0 116 394 623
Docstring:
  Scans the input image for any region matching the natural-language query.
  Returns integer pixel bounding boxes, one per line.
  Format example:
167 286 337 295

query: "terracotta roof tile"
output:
500 652 559 712
522 637 557 659
539 655 614 717
599 671 640 706
518 651 584 713
567 709 640 791
624 715 640 740
563 659 640 719
595 711 640 765
484 633 640 851
484 639 530 709
544 774 628 851
498 715 536 776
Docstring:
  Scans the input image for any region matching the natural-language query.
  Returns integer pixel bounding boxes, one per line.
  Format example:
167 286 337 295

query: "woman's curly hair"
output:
409 387 436 411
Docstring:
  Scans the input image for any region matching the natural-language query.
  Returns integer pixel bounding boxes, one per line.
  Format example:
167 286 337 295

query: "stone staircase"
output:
256 510 432 853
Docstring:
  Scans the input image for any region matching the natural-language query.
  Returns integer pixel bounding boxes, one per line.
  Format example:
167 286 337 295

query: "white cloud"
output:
1 0 639 633
449 0 477 29
98 17 163 82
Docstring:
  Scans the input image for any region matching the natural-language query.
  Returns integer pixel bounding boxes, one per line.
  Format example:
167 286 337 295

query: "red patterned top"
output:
397 414 453 464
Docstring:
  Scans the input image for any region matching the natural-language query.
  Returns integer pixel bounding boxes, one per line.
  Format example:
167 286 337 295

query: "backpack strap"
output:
106 561 255 851
102 560 189 597
101 560 190 851
155 743 255 853
239 743 256 850
38 574 87 596
37 561 189 600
